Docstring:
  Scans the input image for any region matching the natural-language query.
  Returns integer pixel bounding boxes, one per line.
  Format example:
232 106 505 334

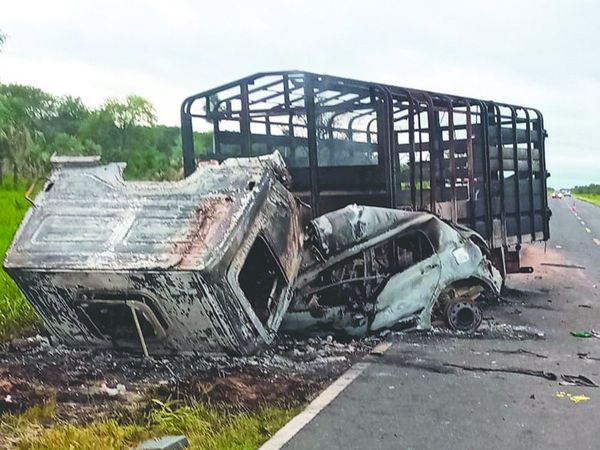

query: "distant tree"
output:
573 184 600 195
0 84 57 139
53 96 89 135
0 89 34 185
0 29 6 52
103 95 156 151
0 119 31 186
0 84 60 181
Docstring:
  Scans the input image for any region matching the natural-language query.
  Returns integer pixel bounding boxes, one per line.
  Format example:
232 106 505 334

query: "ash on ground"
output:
0 334 380 421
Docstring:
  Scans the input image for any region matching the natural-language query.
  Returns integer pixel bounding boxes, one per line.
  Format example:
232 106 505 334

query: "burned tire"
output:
445 298 482 332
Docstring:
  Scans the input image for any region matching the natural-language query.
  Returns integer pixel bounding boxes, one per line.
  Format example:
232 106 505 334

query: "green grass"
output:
0 183 41 340
0 399 299 450
575 193 600 207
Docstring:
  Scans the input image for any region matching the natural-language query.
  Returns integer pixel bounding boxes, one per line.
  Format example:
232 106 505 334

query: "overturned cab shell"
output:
3 153 303 355
282 205 502 336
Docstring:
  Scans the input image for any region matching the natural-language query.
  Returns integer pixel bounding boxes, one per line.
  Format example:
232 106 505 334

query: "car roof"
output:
307 205 444 258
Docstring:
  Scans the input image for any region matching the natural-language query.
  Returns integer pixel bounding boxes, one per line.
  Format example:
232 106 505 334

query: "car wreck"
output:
4 151 502 355
282 204 502 337
3 153 304 355
6 68 550 355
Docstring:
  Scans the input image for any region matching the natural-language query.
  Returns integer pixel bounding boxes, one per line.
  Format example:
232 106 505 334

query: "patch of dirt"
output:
0 335 376 422
157 368 328 410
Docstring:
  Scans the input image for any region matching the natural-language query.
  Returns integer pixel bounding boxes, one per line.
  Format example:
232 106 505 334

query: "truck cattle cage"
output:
180 71 550 275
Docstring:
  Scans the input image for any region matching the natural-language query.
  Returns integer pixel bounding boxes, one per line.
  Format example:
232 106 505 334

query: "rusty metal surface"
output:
3 152 304 355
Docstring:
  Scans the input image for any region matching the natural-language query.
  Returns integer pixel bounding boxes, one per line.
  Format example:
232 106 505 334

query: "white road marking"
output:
581 221 586 225
586 227 592 233
555 245 562 249
259 362 372 450
594 239 600 246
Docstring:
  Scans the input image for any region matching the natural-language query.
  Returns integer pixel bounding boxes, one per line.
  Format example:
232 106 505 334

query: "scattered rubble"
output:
0 334 380 418
422 320 546 341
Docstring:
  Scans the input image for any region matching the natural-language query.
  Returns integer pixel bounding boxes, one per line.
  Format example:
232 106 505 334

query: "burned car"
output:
3 153 303 355
282 205 502 337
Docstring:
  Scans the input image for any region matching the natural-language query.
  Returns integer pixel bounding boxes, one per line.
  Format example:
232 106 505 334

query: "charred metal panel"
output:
3 152 303 355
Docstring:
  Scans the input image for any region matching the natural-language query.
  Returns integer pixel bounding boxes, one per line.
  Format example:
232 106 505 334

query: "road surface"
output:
282 197 600 450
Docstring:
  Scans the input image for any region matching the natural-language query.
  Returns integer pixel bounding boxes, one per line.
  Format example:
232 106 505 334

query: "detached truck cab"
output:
3 153 303 355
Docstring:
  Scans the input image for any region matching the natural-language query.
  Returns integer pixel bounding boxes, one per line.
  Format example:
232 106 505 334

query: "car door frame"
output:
370 230 442 331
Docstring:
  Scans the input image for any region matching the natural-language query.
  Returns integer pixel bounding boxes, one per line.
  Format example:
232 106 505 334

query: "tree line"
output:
0 83 214 185
1 29 212 185
573 184 600 195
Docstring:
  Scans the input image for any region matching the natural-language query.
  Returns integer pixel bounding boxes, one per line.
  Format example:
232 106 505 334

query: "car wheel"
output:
445 297 482 332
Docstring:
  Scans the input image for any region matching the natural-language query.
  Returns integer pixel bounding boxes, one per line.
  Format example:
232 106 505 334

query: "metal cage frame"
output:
180 71 549 251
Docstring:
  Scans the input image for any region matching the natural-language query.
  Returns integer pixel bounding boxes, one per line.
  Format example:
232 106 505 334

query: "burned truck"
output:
3 71 546 354
3 153 304 355
180 71 550 277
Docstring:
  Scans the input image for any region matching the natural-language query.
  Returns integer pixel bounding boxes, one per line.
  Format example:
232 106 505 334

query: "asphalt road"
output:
284 197 600 450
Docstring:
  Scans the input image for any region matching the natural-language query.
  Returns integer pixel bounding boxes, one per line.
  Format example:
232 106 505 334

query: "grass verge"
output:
0 399 298 450
574 193 600 207
0 184 41 340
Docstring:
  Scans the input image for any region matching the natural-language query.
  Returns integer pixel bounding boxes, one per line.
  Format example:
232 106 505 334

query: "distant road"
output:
552 196 600 257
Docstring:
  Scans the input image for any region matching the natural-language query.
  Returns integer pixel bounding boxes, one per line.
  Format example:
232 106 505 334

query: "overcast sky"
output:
0 0 598 188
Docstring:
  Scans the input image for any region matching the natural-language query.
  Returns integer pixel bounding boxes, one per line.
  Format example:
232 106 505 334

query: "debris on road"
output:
9 335 50 352
428 321 546 340
370 341 393 356
555 391 590 403
491 348 548 359
571 331 594 338
99 382 127 396
541 263 586 270
577 352 600 361
443 363 558 380
560 374 599 388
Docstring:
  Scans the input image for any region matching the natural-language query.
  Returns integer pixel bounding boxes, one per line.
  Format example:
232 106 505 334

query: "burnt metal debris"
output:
4 70 547 355
4 153 304 355
282 204 501 337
